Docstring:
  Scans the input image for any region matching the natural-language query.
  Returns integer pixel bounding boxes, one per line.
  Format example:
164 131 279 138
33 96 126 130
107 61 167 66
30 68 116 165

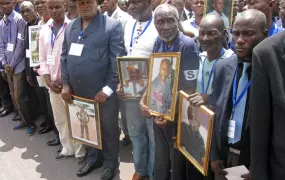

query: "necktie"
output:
188 12 193 19
229 63 250 144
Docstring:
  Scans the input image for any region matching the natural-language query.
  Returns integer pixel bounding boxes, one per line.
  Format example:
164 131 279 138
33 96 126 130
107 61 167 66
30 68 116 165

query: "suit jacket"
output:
209 55 250 165
61 13 125 99
250 31 285 180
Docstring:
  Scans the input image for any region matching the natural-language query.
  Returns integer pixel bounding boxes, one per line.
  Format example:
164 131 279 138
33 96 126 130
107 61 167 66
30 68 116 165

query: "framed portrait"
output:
66 96 102 149
117 57 149 99
177 91 214 176
28 25 42 67
146 52 181 121
204 0 234 29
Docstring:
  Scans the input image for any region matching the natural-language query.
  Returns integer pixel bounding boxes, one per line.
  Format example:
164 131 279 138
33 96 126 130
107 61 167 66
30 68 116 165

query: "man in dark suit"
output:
250 26 285 180
208 9 267 180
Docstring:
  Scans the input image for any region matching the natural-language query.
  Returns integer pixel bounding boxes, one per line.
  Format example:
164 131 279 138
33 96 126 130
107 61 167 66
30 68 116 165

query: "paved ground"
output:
0 113 134 180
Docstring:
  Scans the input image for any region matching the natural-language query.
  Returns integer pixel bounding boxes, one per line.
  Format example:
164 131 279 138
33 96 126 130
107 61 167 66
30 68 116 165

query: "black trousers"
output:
0 73 13 108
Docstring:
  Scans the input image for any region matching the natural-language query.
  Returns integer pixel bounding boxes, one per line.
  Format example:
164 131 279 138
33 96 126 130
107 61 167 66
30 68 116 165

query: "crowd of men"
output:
0 0 285 179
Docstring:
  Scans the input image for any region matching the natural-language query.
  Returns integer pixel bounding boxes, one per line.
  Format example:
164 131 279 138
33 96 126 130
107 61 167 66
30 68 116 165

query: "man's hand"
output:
116 84 127 101
211 160 227 177
33 65 40 74
26 76 35 86
46 80 62 94
61 84 73 104
241 172 250 180
139 102 152 117
4 64 13 74
1 71 7 81
94 91 108 103
188 93 209 107
154 115 168 128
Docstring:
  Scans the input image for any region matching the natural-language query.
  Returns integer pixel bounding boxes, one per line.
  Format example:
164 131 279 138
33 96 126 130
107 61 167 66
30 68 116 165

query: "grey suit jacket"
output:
209 55 250 165
61 13 125 99
250 31 285 180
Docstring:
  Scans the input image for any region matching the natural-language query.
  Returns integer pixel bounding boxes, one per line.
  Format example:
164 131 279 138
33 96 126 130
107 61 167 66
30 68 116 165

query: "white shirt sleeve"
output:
102 85 114 97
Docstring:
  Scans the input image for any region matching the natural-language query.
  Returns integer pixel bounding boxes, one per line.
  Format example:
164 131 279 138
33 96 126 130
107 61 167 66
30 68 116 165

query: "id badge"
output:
227 120 236 139
47 54 55 65
69 43 84 56
7 43 14 52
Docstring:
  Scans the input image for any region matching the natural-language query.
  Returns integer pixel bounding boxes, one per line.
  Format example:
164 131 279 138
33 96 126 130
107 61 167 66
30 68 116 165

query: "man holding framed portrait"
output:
139 4 200 180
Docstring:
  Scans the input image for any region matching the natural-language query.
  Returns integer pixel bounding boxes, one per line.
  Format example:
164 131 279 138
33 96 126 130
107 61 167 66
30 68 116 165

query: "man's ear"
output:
263 29 268 38
269 0 275 10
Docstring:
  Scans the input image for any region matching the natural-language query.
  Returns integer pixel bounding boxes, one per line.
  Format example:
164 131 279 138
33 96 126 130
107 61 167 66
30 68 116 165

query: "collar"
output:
48 16 70 28
105 6 119 18
6 10 16 21
184 8 191 15
213 10 224 17
268 22 277 37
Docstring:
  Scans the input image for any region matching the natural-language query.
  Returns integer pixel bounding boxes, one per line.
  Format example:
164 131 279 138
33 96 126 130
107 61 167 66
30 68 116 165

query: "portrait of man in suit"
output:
181 104 206 166
149 58 172 115
76 105 90 140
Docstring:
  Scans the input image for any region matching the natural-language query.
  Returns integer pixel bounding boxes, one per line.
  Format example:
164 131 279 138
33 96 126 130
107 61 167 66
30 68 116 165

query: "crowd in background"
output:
0 0 285 180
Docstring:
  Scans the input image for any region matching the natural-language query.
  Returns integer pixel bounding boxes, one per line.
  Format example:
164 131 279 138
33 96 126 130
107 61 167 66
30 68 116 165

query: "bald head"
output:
235 9 267 31
232 9 267 61
19 1 38 24
200 14 225 31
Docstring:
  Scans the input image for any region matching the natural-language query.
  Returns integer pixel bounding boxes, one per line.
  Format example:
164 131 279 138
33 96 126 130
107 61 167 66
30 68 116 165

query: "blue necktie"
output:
229 63 250 144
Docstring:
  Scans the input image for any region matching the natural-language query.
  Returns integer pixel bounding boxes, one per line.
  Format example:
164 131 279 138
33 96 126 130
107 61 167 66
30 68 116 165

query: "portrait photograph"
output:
117 57 149 99
28 25 42 67
205 0 233 29
177 91 215 176
146 52 181 121
66 96 102 149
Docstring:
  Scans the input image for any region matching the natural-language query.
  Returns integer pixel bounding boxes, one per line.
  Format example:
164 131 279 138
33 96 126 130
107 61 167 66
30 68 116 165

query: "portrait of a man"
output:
66 97 102 149
181 104 206 166
206 0 232 29
117 58 149 98
149 58 172 115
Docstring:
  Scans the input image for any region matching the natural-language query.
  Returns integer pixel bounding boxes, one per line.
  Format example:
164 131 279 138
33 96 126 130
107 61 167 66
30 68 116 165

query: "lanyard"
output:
163 36 178 52
77 31 83 43
51 23 64 49
201 48 225 94
231 66 251 117
129 17 152 54
9 22 12 40
193 20 197 28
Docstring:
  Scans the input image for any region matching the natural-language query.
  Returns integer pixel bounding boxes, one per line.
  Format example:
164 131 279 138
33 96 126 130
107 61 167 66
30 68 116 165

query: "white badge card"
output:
69 43 84 56
26 49 31 58
7 43 14 52
17 33 24 40
227 120 236 139
47 55 55 65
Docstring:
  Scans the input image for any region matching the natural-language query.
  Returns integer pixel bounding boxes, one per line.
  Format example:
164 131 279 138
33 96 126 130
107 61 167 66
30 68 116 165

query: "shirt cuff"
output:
102 86 113 97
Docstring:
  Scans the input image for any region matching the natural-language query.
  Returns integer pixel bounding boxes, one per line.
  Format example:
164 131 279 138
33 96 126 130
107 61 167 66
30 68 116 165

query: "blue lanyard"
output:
51 24 64 49
129 17 152 53
9 22 12 40
193 20 197 28
163 36 178 52
231 66 251 117
201 48 225 94
77 31 83 43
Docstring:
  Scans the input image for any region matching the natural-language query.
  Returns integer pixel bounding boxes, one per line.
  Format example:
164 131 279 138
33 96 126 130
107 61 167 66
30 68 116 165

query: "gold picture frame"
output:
177 91 214 176
117 57 149 99
204 0 234 29
146 52 181 121
66 95 102 149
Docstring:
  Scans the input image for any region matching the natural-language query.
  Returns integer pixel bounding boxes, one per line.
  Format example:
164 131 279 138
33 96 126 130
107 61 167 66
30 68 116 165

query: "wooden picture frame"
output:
177 91 214 176
204 0 234 29
117 57 149 99
28 25 42 67
146 52 181 121
66 96 102 149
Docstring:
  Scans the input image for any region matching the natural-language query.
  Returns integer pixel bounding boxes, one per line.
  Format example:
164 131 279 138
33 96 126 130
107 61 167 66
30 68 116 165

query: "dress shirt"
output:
104 6 132 32
124 16 158 57
209 10 230 29
0 10 27 74
184 8 194 20
38 17 70 84
182 16 199 37
268 22 284 37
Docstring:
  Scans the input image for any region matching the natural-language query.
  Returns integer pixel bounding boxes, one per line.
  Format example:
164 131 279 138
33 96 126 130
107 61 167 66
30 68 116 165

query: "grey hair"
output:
154 4 180 22
19 1 36 10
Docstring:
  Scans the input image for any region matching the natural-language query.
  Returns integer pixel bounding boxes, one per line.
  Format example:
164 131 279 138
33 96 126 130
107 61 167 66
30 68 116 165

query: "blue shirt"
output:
0 11 26 73
268 22 284 37
152 32 200 91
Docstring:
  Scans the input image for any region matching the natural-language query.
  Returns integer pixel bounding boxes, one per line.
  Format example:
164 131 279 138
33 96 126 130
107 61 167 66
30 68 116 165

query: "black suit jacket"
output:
250 31 285 180
209 55 250 166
